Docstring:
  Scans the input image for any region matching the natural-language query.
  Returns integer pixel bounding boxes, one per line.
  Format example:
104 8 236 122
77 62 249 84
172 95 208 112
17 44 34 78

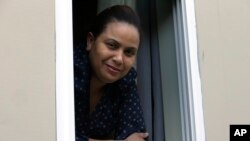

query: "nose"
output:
112 50 123 65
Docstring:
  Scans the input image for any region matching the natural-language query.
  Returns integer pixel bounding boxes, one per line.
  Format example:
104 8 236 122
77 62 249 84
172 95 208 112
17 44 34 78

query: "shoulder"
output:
74 43 89 68
117 67 137 93
74 43 90 92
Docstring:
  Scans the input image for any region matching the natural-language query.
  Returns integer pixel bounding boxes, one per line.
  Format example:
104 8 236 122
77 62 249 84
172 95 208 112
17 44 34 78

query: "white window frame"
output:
173 0 206 141
55 0 75 141
55 0 205 141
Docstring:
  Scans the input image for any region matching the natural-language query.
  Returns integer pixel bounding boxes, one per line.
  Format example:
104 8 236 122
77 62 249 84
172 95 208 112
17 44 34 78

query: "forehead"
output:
100 21 140 47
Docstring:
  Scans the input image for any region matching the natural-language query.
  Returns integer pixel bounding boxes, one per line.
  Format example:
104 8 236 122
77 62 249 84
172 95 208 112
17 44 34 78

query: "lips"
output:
105 64 121 75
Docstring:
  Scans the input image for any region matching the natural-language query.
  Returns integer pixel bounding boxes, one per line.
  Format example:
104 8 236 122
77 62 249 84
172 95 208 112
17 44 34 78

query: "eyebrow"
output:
105 38 138 50
105 39 120 46
125 47 138 52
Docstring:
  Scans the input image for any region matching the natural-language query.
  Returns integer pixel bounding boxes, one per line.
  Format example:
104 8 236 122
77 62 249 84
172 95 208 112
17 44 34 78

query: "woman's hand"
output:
88 132 148 141
124 132 149 141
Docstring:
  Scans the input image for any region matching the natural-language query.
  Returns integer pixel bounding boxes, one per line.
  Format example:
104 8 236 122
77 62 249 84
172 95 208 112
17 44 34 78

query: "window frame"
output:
55 0 75 141
173 0 205 140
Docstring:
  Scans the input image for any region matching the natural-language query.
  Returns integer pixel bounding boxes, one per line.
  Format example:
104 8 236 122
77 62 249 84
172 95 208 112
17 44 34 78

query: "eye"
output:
105 39 119 50
106 42 117 50
124 49 136 57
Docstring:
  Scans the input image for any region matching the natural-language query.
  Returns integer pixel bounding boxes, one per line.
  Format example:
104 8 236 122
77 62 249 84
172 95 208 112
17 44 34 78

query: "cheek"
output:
124 57 136 70
95 44 110 58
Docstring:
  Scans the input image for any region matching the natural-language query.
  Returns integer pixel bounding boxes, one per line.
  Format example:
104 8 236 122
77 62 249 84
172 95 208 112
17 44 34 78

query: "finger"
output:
144 132 149 138
138 132 149 138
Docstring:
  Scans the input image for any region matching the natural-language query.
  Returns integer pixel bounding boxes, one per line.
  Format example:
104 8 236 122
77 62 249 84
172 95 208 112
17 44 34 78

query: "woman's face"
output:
87 21 140 84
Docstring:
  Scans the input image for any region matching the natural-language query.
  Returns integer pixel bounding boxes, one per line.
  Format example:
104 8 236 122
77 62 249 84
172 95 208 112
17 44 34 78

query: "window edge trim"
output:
174 0 206 140
55 0 75 141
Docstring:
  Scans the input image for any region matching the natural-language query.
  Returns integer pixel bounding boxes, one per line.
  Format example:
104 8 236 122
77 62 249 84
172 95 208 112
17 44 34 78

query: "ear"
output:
86 32 95 51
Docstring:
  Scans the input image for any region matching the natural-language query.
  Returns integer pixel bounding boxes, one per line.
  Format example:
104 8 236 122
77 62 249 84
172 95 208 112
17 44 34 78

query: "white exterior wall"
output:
195 0 250 140
0 0 56 141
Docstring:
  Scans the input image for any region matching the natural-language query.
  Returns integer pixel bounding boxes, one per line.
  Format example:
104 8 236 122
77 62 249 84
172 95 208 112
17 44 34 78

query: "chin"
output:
105 78 119 84
103 75 121 84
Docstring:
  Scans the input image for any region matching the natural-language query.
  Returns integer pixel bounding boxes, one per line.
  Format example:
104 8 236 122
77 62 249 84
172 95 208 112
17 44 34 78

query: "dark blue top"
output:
74 44 146 141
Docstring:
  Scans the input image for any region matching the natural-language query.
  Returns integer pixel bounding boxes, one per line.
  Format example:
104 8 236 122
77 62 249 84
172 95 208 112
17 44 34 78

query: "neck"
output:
90 75 106 94
89 75 106 114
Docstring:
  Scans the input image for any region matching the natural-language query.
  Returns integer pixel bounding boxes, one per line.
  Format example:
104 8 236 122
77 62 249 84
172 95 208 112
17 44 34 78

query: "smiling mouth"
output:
105 64 121 75
106 64 121 71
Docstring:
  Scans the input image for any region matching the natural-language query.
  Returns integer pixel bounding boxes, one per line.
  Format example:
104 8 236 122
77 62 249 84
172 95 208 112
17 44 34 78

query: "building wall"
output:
1 0 250 141
195 0 250 140
0 0 55 141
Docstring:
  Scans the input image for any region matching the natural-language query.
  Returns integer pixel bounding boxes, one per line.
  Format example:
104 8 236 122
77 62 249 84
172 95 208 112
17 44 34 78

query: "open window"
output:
55 0 205 141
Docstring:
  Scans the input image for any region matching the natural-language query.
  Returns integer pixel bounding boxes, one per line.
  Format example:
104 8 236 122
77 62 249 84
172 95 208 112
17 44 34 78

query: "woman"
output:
74 5 148 141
